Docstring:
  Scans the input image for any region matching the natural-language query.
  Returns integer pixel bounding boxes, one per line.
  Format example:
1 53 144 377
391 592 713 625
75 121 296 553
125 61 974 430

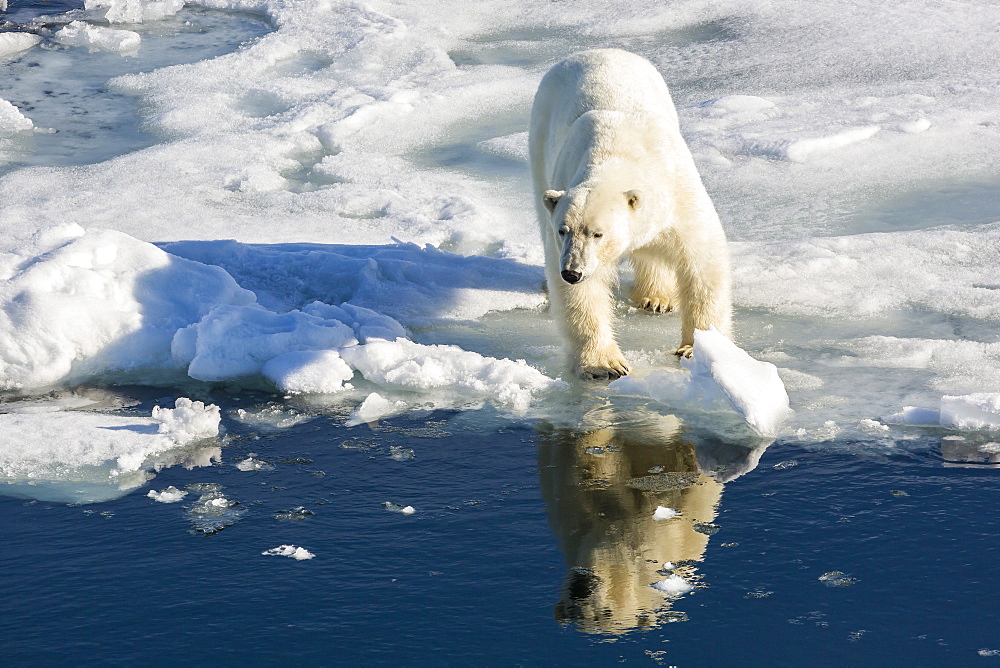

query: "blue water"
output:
3 391 999 664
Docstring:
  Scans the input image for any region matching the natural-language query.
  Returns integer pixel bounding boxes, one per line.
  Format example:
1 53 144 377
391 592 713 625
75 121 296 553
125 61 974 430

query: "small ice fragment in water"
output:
890 489 908 497
236 456 274 472
274 506 314 521
382 501 415 515
773 459 798 470
651 574 694 596
819 571 858 587
746 588 773 599
262 545 315 560
693 522 720 535
653 506 679 520
147 486 187 503
662 561 675 571
389 446 414 462
583 446 604 455
648 465 664 473
978 649 1000 657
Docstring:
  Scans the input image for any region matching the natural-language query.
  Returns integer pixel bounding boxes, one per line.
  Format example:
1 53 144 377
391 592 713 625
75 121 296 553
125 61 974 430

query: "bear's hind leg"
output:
630 250 676 314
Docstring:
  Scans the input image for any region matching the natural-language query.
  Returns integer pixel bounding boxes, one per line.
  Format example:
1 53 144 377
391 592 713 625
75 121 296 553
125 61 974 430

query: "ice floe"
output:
651 574 694 597
886 393 1000 432
147 485 187 502
262 544 315 560
54 21 141 55
0 33 41 61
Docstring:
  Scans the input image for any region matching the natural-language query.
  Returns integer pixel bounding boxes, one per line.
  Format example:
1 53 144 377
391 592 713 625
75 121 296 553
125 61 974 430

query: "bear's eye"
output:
558 228 567 236
593 232 603 239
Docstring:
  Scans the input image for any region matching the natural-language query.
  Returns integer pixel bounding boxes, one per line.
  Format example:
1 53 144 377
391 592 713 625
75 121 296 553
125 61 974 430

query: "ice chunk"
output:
346 392 407 426
941 394 1000 431
54 21 141 55
147 486 187 502
151 398 221 445
0 33 42 61
0 98 33 136
651 574 694 596
652 505 679 520
262 545 315 560
612 328 790 437
883 406 941 425
339 339 558 412
262 350 355 394
382 501 416 515
84 0 184 24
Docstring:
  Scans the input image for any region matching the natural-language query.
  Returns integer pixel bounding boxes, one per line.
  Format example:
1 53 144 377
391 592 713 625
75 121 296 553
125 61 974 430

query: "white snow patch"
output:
55 21 141 55
612 328 791 437
84 0 184 24
0 98 33 136
262 544 315 560
346 392 407 426
151 398 221 444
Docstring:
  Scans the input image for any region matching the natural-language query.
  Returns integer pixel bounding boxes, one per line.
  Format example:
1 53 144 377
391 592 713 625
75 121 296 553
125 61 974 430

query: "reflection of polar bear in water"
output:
537 412 724 634
529 49 732 379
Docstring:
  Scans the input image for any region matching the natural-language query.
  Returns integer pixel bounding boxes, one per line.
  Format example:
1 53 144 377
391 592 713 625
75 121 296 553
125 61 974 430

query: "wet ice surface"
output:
2 0 1000 662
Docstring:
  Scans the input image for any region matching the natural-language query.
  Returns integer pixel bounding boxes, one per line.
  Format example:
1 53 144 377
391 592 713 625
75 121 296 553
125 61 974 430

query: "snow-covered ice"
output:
1 0 1000 500
346 392 407 426
147 485 187 502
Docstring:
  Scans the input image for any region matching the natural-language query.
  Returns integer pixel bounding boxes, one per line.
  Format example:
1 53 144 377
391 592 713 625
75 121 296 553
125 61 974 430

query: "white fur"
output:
529 49 732 379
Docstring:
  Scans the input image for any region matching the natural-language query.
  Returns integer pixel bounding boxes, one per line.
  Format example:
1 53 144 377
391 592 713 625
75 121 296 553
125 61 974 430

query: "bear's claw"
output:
637 297 673 313
576 356 630 380
674 345 693 359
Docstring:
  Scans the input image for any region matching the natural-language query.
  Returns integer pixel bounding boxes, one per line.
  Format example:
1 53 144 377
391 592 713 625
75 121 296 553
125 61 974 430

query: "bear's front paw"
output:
674 345 693 359
576 353 630 380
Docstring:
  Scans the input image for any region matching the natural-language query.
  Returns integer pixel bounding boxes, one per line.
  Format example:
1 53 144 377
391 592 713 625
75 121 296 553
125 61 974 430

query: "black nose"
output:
561 270 582 284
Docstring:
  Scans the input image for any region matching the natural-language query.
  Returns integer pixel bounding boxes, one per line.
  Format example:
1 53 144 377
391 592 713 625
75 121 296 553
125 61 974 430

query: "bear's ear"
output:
625 189 642 211
543 190 565 214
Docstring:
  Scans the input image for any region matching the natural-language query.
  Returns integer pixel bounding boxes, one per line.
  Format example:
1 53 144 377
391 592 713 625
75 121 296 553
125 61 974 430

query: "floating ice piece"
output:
55 21 141 55
818 570 858 587
653 506 679 520
0 98 33 136
651 574 694 596
612 328 790 437
262 349 355 395
235 457 274 472
340 339 559 412
0 33 42 61
885 393 1000 431
0 399 221 503
262 544 315 561
662 562 675 571
147 486 187 503
346 392 407 426
382 501 416 515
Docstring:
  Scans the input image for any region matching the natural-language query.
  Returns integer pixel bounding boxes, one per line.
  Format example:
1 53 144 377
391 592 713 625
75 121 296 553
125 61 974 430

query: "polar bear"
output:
529 49 732 379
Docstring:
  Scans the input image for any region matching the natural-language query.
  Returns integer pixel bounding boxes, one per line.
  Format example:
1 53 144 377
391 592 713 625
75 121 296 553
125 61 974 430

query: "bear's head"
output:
543 184 640 284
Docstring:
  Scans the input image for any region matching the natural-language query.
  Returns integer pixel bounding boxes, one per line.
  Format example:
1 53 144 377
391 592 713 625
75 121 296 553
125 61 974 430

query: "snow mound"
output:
84 0 184 24
151 397 222 444
262 350 355 395
54 21 141 55
0 226 256 391
147 485 187 502
612 328 791 437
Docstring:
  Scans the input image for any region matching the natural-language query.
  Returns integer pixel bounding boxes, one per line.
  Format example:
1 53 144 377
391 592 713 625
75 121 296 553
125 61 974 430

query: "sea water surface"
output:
2 0 1000 664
